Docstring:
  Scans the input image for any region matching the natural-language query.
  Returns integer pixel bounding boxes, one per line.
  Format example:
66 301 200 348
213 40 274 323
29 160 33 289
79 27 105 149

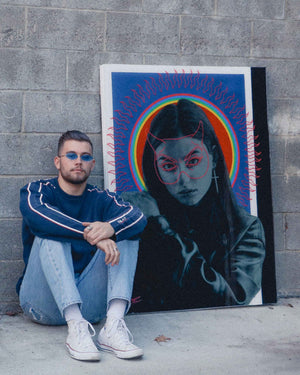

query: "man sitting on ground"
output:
17 130 147 361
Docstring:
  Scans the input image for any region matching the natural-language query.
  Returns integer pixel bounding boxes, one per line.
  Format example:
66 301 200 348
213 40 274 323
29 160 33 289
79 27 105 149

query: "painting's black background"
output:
252 67 277 303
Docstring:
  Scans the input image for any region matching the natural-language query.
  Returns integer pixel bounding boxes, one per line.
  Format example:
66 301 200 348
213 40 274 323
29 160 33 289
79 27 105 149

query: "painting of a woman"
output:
122 98 266 312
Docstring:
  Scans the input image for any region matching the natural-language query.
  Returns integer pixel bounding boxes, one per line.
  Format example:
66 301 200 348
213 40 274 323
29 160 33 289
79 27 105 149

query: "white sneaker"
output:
66 319 101 361
97 318 143 359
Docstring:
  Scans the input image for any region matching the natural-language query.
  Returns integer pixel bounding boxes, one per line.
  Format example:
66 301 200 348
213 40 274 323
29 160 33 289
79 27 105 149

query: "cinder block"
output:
67 51 101 92
272 175 300 213
88 174 104 189
144 53 250 67
251 59 300 98
0 49 66 90
0 135 57 175
67 51 143 92
27 8 105 51
0 92 22 132
88 134 103 175
269 136 286 175
143 0 214 15
25 93 100 133
0 177 29 218
217 0 284 19
286 0 300 20
106 13 179 54
100 0 141 11
286 138 300 175
273 213 285 251
181 16 251 57
0 219 22 260
252 20 300 59
268 61 300 98
268 99 300 135
0 260 24 303
275 251 300 295
0 0 39 3
144 53 197 66
31 0 141 11
0 6 25 48
286 213 300 250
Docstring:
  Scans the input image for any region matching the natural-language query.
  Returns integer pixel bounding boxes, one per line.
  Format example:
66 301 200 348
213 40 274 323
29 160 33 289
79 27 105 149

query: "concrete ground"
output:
0 298 299 375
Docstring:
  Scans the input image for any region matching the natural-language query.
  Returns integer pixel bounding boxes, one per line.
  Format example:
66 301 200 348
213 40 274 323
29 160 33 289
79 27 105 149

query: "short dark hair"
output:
57 130 93 155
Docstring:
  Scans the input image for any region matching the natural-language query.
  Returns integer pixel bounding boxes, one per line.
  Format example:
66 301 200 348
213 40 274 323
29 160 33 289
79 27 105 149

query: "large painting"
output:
100 64 276 312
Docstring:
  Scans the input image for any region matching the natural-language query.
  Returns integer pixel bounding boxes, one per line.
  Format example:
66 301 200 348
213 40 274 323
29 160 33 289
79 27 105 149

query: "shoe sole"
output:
66 343 101 361
96 340 143 359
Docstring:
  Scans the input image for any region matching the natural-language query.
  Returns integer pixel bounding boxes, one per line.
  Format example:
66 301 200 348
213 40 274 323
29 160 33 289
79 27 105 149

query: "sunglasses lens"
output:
81 154 93 162
65 153 78 160
63 153 93 161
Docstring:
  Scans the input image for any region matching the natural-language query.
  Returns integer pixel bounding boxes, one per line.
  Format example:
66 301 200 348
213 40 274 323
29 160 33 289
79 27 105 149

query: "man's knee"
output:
36 237 71 255
34 236 69 248
116 239 139 253
36 237 72 268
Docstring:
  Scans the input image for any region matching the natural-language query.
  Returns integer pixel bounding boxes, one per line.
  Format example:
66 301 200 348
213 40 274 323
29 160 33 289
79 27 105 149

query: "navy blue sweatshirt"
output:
17 178 147 294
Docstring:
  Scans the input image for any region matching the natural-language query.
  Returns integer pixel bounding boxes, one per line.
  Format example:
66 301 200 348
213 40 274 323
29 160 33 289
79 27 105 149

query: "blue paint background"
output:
110 71 251 212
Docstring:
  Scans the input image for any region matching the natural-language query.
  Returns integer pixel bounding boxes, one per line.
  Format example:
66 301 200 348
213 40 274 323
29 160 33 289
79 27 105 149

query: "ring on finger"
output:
113 247 118 252
87 225 93 230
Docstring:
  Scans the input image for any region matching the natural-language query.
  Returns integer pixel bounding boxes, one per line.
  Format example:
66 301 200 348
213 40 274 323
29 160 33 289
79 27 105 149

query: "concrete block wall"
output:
0 0 299 314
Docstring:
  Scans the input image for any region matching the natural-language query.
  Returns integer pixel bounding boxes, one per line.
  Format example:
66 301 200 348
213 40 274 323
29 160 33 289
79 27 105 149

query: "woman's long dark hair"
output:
142 98 248 246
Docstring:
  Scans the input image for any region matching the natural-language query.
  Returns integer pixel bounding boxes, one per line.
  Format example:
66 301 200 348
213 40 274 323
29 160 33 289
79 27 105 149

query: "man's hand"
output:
83 221 115 245
96 239 120 266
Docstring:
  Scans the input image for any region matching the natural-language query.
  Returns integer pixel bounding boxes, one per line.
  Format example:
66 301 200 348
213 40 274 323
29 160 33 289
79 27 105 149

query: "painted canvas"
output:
100 64 276 312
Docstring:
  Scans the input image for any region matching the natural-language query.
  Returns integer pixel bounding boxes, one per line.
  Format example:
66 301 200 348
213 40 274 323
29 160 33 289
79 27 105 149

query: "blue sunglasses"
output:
59 152 94 162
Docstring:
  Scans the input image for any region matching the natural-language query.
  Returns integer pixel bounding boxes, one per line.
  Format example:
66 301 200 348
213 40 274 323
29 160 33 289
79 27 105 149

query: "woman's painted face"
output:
154 137 214 206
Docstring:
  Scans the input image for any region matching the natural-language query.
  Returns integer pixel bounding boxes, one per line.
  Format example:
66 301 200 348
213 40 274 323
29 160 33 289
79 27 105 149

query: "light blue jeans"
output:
19 237 138 326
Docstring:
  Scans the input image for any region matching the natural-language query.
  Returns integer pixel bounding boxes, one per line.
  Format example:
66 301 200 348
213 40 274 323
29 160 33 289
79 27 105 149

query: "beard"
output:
66 175 89 184
60 168 90 185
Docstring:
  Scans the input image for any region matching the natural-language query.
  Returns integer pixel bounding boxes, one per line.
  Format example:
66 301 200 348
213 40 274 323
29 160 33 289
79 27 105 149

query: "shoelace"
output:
106 318 133 344
75 320 96 347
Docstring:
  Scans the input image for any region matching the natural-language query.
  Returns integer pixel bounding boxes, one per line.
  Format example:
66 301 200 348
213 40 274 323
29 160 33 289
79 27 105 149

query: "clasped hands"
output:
83 221 119 266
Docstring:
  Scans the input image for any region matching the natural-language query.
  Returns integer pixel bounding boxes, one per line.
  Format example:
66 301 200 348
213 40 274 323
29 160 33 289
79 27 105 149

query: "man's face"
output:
54 140 95 185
